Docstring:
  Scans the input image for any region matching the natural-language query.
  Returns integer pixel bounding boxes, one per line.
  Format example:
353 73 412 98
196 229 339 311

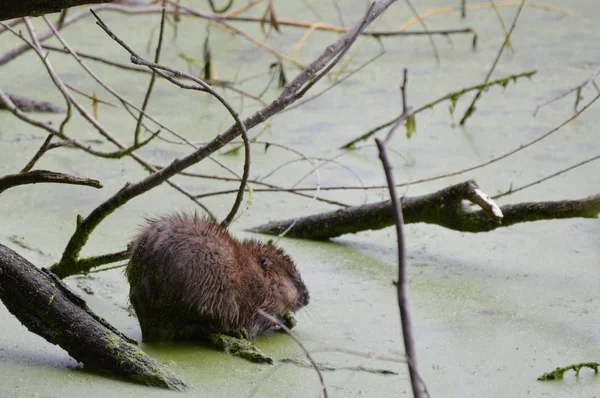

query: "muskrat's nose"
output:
299 289 310 307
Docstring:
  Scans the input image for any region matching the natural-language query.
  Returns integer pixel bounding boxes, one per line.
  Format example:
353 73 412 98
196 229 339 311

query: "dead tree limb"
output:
375 69 427 398
249 180 600 239
0 93 65 113
0 244 188 390
0 0 113 21
0 170 102 193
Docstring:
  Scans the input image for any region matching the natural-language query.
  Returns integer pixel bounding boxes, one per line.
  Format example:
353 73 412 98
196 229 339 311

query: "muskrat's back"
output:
127 214 309 342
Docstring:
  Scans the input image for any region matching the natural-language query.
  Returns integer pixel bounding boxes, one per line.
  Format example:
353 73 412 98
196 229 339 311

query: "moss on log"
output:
0 243 188 390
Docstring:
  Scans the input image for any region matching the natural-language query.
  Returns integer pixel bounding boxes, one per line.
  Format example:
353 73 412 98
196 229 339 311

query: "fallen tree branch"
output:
0 244 188 390
0 170 102 193
0 0 113 21
249 180 600 239
0 92 65 113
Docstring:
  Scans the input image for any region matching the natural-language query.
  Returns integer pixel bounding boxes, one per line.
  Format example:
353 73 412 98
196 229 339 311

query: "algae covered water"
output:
0 1 598 397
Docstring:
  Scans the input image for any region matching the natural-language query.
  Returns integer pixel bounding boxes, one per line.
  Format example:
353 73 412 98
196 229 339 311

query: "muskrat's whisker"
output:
258 310 328 398
246 361 287 398
313 347 405 364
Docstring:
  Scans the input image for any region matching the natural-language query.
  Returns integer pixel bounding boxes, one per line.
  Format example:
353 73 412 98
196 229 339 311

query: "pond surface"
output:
0 1 598 397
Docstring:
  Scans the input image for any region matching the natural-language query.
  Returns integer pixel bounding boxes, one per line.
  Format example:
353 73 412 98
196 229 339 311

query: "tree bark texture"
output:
0 244 188 390
250 181 600 240
0 0 113 21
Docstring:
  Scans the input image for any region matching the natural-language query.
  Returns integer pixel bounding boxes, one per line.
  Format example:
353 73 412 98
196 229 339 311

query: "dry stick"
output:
134 8 166 146
0 18 22 36
1 20 211 218
534 66 600 116
42 44 150 73
458 0 526 125
21 134 54 172
215 14 473 37
0 87 134 161
332 0 346 27
283 51 385 114
398 1 569 33
181 85 600 201
65 83 117 107
45 42 261 105
0 170 102 194
40 16 242 195
163 0 304 69
377 140 425 398
492 153 600 200
40 18 212 151
403 0 439 62
21 18 153 158
489 0 513 50
258 310 328 398
50 0 399 279
0 8 92 66
222 108 251 226
125 54 251 226
383 69 412 144
36 17 214 215
376 69 426 398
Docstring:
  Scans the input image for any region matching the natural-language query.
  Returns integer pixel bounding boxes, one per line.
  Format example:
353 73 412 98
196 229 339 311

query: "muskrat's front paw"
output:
283 311 297 330
209 333 273 364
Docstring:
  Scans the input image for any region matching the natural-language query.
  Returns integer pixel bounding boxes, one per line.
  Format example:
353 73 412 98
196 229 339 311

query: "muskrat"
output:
126 214 309 342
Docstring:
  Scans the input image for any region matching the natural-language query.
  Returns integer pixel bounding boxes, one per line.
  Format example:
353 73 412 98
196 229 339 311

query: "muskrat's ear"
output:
260 257 273 270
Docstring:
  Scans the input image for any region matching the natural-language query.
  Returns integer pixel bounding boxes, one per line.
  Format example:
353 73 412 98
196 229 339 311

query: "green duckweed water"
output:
0 1 599 397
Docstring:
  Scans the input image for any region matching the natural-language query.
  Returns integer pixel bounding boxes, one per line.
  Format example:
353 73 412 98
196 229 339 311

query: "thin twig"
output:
258 310 328 398
403 0 439 62
459 0 526 125
383 69 412 144
21 134 54 172
375 68 425 398
492 153 600 200
0 170 102 194
134 8 166 145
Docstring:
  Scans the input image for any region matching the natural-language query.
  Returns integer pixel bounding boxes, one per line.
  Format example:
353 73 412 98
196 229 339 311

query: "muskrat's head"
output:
243 240 310 317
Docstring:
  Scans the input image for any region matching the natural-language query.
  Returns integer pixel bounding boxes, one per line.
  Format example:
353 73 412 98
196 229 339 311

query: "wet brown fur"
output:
127 214 309 342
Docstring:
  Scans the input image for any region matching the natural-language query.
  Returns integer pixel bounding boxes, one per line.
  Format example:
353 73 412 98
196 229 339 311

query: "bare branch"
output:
0 170 102 193
249 181 600 239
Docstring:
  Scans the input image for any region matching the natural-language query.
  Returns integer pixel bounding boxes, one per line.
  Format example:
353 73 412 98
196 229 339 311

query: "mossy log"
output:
250 180 600 240
0 243 188 390
0 0 113 21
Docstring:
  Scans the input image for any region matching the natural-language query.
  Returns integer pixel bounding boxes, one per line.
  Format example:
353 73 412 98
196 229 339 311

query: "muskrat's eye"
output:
260 258 273 269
